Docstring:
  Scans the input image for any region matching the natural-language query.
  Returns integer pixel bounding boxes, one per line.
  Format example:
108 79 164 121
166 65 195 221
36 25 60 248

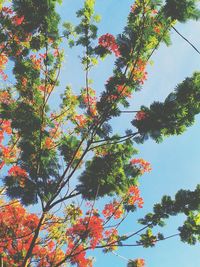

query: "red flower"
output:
67 243 92 267
0 53 8 81
0 91 11 104
74 114 88 127
130 158 152 174
66 215 103 249
82 87 98 116
47 240 55 251
21 77 28 87
2 7 13 14
154 26 161 34
0 145 16 161
0 201 41 266
0 161 5 170
8 165 28 178
12 15 24 26
44 137 55 149
132 59 148 84
135 111 147 121
127 185 144 208
104 228 118 238
102 200 124 219
117 85 132 98
1 120 12 134
103 228 119 251
99 33 120 57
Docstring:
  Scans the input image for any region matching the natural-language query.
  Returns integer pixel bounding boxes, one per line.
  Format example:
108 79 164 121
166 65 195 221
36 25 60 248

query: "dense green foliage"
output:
132 72 200 142
139 185 200 246
78 140 138 199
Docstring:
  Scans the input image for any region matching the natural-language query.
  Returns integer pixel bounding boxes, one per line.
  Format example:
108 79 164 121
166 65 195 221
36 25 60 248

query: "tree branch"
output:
172 26 200 55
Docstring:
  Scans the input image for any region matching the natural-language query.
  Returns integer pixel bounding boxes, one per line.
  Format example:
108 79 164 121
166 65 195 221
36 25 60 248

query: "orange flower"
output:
117 85 132 98
131 59 148 84
74 114 88 127
0 53 8 80
44 137 55 149
102 200 124 219
21 77 28 87
134 258 145 267
154 26 161 34
66 215 103 249
0 91 11 104
0 145 17 161
127 185 144 208
130 158 152 174
1 120 12 135
8 165 28 178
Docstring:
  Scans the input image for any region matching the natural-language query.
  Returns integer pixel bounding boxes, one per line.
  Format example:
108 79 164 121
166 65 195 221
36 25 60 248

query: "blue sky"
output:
56 1 200 266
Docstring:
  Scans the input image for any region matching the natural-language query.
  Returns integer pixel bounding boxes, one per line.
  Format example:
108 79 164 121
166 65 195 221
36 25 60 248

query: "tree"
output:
0 0 200 266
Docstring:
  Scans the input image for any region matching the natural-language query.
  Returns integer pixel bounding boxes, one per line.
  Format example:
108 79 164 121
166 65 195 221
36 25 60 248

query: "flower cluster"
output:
81 87 98 116
102 200 124 219
130 158 152 174
128 259 145 267
0 201 65 266
38 84 53 94
0 91 11 104
117 85 132 98
44 137 55 149
99 33 120 57
134 258 145 267
0 53 8 80
8 165 28 178
8 166 28 187
30 54 44 70
127 185 144 208
66 215 103 249
132 59 148 85
1 6 24 26
0 144 18 165
67 243 93 267
43 122 61 150
0 202 39 265
74 114 88 128
135 111 147 121
12 15 24 26
0 119 12 142
154 25 161 34
1 7 13 14
0 119 12 170
104 228 119 251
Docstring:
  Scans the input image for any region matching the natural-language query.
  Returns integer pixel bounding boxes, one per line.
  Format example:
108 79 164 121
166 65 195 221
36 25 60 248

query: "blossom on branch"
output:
130 158 152 174
99 33 120 57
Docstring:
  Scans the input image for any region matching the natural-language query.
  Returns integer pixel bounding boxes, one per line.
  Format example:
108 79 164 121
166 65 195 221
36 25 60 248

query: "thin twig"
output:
172 26 200 55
